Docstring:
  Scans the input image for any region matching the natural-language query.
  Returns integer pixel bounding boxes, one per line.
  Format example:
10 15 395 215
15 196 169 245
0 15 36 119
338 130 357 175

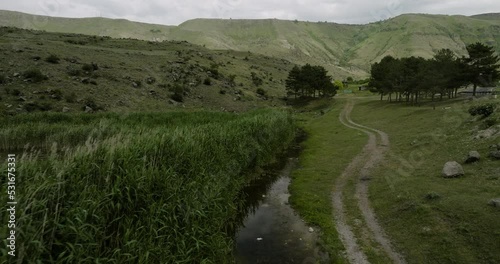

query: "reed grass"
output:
0 109 295 263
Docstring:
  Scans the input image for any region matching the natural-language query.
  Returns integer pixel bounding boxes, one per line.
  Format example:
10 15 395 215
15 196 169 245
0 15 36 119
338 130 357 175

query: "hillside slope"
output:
1 10 499 78
0 27 294 115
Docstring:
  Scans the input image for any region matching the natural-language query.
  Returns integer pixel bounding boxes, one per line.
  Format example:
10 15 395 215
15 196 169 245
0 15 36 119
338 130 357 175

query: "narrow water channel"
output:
234 155 329 263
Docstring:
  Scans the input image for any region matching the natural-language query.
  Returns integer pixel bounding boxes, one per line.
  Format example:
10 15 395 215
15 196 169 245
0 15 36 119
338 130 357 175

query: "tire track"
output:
332 100 406 264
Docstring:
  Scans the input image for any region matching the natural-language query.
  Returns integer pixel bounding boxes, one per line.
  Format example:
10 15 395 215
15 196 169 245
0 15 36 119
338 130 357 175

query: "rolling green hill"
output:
1 10 499 78
0 27 294 115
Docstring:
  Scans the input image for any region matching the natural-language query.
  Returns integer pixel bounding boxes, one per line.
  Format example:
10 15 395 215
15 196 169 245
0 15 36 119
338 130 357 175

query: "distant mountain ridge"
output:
1 10 499 78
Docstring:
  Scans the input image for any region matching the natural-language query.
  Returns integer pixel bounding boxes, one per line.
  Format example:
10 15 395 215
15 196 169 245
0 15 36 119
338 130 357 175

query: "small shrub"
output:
23 102 52 112
483 117 498 128
82 64 94 72
425 192 441 200
65 92 77 103
256 88 266 96
0 74 6 84
170 83 184 94
203 77 212 86
51 89 63 100
67 68 82 77
39 102 53 111
251 72 263 86
219 89 226 95
31 56 42 61
45 54 60 64
11 89 22 96
170 93 183 102
228 74 236 86
82 97 102 110
23 69 48 83
23 102 39 112
468 103 496 118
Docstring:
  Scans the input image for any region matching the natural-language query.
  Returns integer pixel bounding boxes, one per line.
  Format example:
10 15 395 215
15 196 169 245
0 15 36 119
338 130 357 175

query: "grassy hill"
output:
0 27 294 115
1 10 499 78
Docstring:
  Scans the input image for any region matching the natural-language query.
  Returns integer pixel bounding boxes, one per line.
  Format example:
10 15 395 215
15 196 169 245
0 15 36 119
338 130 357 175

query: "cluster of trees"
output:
285 64 339 98
369 42 499 103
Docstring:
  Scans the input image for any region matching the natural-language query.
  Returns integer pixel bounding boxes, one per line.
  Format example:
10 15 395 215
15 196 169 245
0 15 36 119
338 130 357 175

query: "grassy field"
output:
289 98 367 263
349 97 500 263
0 27 293 115
288 95 499 263
2 10 499 78
0 109 296 263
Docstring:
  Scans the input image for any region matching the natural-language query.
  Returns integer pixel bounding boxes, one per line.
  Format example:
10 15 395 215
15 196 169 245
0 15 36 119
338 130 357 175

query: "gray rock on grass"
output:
465 151 481 163
489 151 500 160
442 161 465 178
85 106 93 113
488 199 500 207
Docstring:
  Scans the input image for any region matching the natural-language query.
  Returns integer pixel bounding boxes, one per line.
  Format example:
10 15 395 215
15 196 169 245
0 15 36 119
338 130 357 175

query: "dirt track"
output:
332 100 406 264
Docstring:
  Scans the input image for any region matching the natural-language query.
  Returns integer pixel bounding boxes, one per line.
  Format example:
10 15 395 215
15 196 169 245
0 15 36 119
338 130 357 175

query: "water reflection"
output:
233 143 329 263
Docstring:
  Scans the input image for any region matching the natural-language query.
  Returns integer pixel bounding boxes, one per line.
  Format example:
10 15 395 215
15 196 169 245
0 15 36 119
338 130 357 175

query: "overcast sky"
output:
1 0 499 25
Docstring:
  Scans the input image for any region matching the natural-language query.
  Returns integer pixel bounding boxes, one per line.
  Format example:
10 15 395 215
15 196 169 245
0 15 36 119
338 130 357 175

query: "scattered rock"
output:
473 127 499 139
132 82 139 88
488 199 500 207
168 99 179 105
309 227 314 233
17 96 27 102
490 144 499 150
465 151 481 164
62 107 70 113
13 72 19 77
442 161 464 178
489 151 500 160
81 77 90 84
256 238 263 241
422 227 432 233
84 106 93 113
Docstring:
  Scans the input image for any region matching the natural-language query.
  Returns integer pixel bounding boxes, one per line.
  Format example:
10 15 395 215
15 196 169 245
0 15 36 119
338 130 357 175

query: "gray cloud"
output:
1 0 499 25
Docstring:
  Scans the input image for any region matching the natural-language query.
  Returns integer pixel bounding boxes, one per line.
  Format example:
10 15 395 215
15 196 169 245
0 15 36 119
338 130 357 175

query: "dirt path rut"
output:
332 100 406 264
